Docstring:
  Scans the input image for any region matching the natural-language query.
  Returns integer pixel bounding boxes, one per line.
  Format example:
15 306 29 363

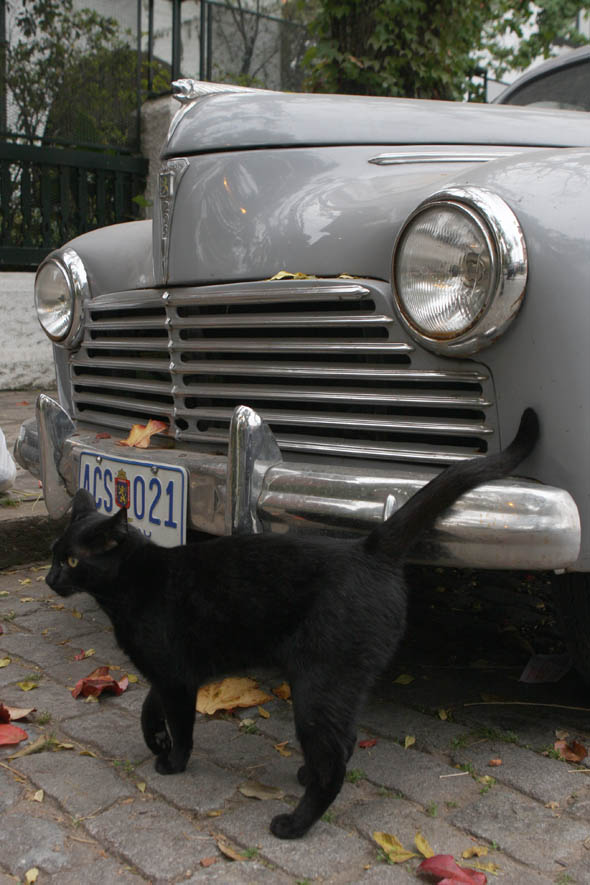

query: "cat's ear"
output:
103 506 129 549
71 489 97 520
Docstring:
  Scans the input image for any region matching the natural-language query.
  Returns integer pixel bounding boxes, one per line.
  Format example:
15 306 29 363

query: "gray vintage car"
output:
16 79 590 679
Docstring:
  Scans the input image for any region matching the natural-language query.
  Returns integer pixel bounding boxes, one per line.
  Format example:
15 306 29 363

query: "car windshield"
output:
502 58 590 112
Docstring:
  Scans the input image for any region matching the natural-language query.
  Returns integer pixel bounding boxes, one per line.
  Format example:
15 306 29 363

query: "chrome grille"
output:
70 279 495 463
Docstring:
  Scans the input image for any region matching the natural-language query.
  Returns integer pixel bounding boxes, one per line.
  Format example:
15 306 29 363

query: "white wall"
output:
0 274 55 390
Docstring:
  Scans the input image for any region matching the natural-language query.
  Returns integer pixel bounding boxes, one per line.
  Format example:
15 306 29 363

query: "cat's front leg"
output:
153 682 196 775
141 686 171 757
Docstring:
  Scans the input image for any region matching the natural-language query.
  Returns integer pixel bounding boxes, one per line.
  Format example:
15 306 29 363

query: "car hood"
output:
164 90 590 158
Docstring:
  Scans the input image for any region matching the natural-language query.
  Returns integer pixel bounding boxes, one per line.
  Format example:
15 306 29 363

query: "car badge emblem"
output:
115 468 131 510
158 158 189 283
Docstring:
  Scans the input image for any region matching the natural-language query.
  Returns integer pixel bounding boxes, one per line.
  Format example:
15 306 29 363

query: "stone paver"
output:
3 549 590 883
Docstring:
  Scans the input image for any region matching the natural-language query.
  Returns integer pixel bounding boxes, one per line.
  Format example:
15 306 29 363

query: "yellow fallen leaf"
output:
17 681 38 692
71 609 82 619
272 682 291 700
0 657 11 668
79 749 97 757
20 596 34 602
438 708 449 720
215 838 246 862
394 674 414 685
207 810 223 817
373 831 417 863
274 740 292 758
404 735 416 750
238 780 285 800
137 782 146 793
117 419 168 449
18 579 32 585
196 677 272 715
31 789 44 803
25 869 39 885
257 706 270 719
462 845 489 859
415 831 434 858
268 270 318 281
471 859 501 874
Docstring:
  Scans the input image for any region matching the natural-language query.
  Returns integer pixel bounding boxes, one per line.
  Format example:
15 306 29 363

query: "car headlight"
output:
392 186 527 355
35 249 89 345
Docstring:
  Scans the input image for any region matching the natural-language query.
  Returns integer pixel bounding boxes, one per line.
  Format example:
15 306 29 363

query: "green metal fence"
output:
0 142 147 268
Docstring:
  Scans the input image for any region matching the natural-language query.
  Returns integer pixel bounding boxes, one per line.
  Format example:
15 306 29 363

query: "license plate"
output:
79 451 188 547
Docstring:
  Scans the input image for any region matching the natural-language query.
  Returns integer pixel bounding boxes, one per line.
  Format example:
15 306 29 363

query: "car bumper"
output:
15 394 581 570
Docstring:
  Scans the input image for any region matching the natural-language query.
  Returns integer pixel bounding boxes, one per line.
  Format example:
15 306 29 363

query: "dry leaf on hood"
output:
117 419 168 449
372 831 417 863
196 677 272 715
71 666 129 699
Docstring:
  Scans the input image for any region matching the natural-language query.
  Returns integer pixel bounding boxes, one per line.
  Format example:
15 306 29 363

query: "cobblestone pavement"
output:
2 392 590 884
2 557 590 885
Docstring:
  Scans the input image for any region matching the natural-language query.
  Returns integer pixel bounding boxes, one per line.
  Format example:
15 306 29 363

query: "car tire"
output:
551 572 590 684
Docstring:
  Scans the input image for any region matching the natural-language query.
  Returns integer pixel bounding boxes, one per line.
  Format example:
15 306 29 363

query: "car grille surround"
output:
69 278 496 464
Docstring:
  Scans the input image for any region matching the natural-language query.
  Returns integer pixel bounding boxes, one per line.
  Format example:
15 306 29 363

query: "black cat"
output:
47 408 538 839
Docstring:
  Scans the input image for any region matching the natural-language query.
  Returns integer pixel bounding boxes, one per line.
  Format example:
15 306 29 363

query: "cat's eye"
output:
67 556 79 568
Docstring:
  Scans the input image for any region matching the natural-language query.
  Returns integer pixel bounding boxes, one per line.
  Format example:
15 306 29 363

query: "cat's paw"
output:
297 764 310 786
270 812 309 840
154 752 187 775
145 728 171 757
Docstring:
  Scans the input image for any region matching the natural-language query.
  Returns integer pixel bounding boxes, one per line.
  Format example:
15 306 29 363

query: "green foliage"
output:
302 0 590 100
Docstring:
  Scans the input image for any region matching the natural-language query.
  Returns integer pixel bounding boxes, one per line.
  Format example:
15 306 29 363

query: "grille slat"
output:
71 279 496 463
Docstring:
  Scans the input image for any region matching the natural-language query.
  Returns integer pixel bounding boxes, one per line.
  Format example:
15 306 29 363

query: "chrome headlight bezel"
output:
35 248 89 347
392 186 528 356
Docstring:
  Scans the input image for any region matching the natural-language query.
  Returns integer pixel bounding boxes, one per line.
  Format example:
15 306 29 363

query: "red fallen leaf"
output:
71 666 129 699
0 702 10 723
95 432 111 440
359 738 378 749
15 400 30 406
117 419 168 449
554 739 588 763
0 723 28 746
418 855 486 884
200 857 217 868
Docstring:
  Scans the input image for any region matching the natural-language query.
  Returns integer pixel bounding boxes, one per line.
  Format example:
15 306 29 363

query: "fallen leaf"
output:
462 846 488 859
74 648 95 661
272 682 291 700
207 810 223 817
417 854 487 884
545 801 560 810
274 740 292 757
117 419 168 449
238 780 285 801
18 579 32 585
0 657 11 668
373 831 417 863
17 681 38 692
31 789 44 802
555 729 569 740
95 432 111 440
404 735 416 750
0 722 28 746
15 400 30 406
137 782 146 793
438 708 449 721
359 738 378 749
554 739 588 763
8 735 49 758
24 869 39 885
471 860 500 874
394 673 414 685
71 666 129 699
20 596 34 602
200 857 217 868
196 677 272 715
4 706 36 721
488 758 502 767
127 674 139 684
415 831 435 858
257 706 270 719
215 837 246 862
269 270 318 281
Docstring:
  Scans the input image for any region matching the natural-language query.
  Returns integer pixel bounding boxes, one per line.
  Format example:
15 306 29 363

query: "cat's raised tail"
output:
365 408 539 559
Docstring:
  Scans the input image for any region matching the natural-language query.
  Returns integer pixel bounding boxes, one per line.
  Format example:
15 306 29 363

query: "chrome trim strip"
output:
369 151 517 165
158 158 189 284
25 397 581 570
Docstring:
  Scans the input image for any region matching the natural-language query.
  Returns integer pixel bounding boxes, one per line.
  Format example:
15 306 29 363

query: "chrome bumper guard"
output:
15 394 581 571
